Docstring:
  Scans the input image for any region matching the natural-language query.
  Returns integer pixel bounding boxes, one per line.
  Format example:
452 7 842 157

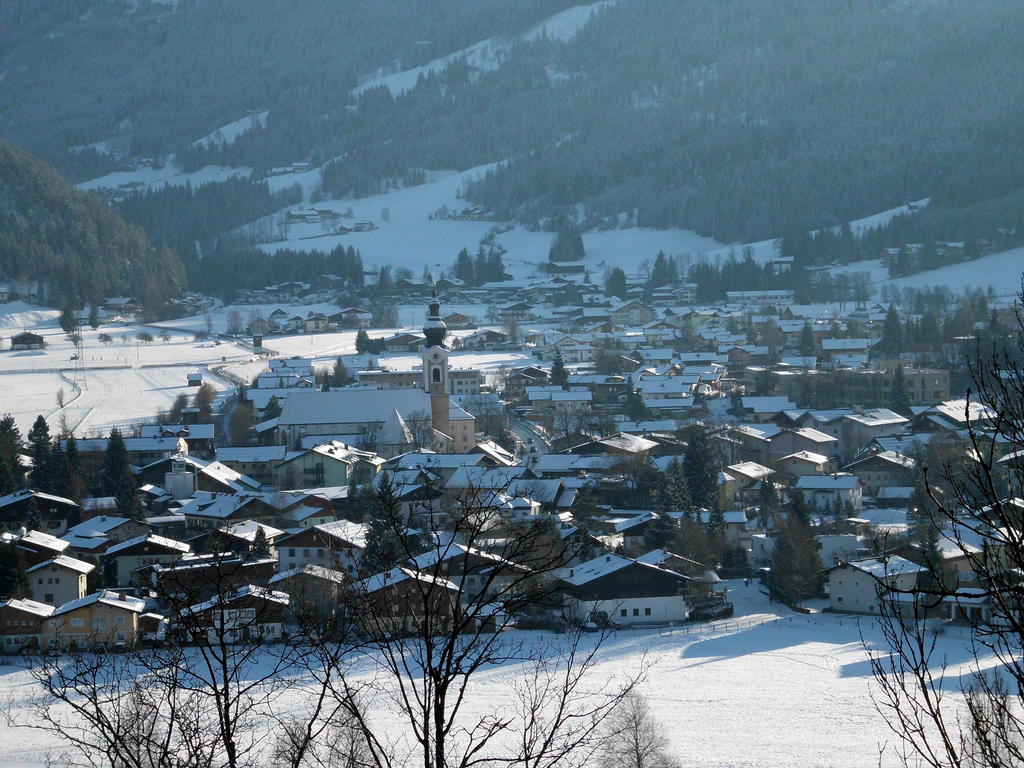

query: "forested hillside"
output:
2 0 1022 250
0 141 183 310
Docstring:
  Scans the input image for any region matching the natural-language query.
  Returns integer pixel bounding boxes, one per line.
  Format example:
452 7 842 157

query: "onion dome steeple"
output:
423 289 447 348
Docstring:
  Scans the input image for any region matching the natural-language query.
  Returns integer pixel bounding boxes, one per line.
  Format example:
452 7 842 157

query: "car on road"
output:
687 596 734 622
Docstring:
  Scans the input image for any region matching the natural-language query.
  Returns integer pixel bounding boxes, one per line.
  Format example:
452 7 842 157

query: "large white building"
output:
275 295 476 456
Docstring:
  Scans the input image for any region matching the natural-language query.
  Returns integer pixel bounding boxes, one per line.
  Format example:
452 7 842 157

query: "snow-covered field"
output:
0 300 529 434
0 583 986 767
259 161 722 278
881 245 1024 297
0 303 252 434
76 161 252 193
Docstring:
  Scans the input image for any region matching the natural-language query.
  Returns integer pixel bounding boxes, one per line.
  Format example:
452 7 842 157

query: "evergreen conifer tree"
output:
252 525 269 557
549 350 569 389
27 416 53 491
770 514 821 604
0 415 24 491
642 513 677 552
103 428 144 520
798 324 816 357
889 363 912 416
682 426 717 509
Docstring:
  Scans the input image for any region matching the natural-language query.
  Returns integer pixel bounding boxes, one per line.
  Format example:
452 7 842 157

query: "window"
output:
288 549 295 557
632 608 639 617
432 367 441 383
70 617 84 627
37 578 43 585
44 593 53 603
644 608 652 616
619 609 627 617
837 597 843 603
115 616 125 626
54 577 60 584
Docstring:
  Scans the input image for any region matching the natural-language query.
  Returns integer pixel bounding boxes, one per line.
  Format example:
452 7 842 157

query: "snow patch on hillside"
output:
192 110 268 149
879 245 1024 297
258 162 720 277
77 159 252 192
351 1 614 98
523 0 616 42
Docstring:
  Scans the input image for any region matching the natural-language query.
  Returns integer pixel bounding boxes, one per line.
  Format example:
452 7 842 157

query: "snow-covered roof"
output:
277 388 433 427
1 597 55 617
742 396 797 414
220 520 284 542
795 474 861 490
269 564 347 586
844 556 925 579
216 445 289 463
314 519 368 548
105 533 191 557
27 555 95 574
778 451 830 465
53 590 147 617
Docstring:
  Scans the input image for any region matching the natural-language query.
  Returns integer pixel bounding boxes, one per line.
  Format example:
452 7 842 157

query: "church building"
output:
275 294 476 457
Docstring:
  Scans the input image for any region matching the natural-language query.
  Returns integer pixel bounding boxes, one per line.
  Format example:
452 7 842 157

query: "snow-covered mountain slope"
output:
257 161 720 277
351 0 614 97
77 160 251 193
880 245 1024 297
192 110 268 149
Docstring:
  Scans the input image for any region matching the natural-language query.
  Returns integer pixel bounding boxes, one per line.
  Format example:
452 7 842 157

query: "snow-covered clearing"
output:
0 304 252 434
260 162 721 278
192 111 268 149
352 1 614 98
0 582 987 767
880 245 1024 297
76 160 252 193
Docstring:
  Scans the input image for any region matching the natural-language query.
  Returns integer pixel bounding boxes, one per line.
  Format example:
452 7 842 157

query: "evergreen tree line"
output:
115 176 300 256
450 245 510 286
0 141 184 311
0 417 144 520
0 0 579 170
182 243 364 296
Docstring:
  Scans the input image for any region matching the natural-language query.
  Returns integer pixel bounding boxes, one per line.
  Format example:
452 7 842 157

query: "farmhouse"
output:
8 331 45 350
558 553 693 625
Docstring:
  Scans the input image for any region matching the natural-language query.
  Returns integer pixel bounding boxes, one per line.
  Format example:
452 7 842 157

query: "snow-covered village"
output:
1 2 1024 767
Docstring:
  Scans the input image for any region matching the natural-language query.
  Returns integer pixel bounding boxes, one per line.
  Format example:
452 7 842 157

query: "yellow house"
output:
45 590 147 649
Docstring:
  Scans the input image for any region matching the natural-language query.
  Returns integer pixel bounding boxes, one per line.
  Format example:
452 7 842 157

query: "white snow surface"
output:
0 582 989 767
880 245 1024 297
0 305 249 435
192 111 268 149
77 160 252 192
351 1 614 98
260 162 721 277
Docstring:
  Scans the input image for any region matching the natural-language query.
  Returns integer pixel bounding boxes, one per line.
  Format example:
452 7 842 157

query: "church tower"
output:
422 291 452 445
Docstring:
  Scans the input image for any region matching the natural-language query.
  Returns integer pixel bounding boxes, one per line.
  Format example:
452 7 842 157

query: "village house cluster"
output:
0 276 1016 652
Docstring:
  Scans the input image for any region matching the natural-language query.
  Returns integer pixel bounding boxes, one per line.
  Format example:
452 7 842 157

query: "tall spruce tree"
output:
549 349 569 389
771 515 822 604
682 426 718 509
103 428 144 520
0 415 25 492
27 416 53 491
889 363 912 416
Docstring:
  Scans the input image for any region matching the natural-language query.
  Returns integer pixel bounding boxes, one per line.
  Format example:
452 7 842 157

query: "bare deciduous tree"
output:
598 690 674 768
865 290 1024 767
